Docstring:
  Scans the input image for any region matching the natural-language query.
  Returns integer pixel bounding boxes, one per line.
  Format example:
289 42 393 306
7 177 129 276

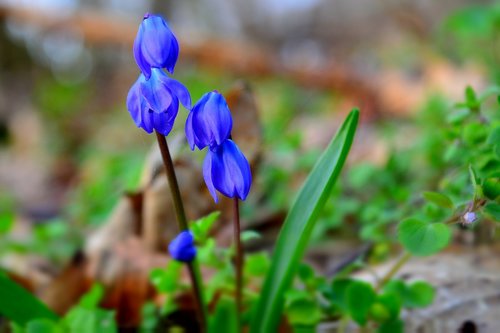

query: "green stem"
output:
233 198 243 330
338 316 349 333
376 252 412 291
155 131 208 332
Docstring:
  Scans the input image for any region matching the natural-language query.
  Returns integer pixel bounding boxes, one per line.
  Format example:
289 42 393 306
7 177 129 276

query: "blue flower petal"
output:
161 76 191 109
133 25 151 79
140 69 174 114
203 140 252 202
133 14 179 77
126 72 178 136
185 111 196 150
126 78 143 125
222 140 252 200
203 151 219 202
185 91 233 150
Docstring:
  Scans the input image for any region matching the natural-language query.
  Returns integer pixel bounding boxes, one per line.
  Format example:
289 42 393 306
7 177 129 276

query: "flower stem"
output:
376 251 412 291
155 131 208 332
233 198 243 330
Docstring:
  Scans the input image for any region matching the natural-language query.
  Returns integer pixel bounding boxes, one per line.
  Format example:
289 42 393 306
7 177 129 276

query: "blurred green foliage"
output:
440 3 500 82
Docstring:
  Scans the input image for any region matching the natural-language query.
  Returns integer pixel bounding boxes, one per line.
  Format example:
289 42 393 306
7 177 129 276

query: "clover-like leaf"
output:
346 280 376 326
398 218 451 256
422 191 453 209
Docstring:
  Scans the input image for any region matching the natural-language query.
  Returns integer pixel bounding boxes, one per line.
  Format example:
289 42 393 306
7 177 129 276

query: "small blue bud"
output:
134 13 179 79
203 139 252 203
463 212 477 224
185 91 233 150
126 69 190 136
168 231 196 262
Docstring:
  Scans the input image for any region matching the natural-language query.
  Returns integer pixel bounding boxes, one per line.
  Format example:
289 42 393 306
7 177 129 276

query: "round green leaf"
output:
483 178 500 200
346 281 376 326
422 191 453 209
398 219 451 256
405 281 436 308
329 278 355 312
378 319 404 333
369 303 390 323
376 293 401 321
286 298 322 326
484 203 500 221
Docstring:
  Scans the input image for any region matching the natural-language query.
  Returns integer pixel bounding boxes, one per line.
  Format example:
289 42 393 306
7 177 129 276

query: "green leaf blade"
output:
0 273 58 325
398 219 451 256
250 109 359 333
422 191 453 209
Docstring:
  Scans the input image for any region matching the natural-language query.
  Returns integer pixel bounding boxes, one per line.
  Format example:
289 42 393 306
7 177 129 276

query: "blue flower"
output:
463 212 477 224
185 91 233 150
203 139 252 203
134 13 179 79
126 68 190 136
168 231 196 262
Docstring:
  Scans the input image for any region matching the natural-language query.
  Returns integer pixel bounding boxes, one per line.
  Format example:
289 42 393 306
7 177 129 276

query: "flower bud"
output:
203 139 252 203
185 91 233 150
463 212 477 224
133 13 179 79
168 231 196 262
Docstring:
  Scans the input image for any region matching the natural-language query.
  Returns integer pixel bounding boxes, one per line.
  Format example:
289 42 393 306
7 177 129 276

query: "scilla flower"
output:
134 13 179 79
168 230 196 262
203 139 252 203
185 91 233 150
126 68 190 136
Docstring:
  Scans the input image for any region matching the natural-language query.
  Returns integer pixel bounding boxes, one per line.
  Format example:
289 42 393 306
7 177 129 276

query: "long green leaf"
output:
0 272 58 325
250 109 359 332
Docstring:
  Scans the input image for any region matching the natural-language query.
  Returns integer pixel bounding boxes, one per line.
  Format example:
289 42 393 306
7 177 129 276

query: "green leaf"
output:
484 202 500 221
346 281 376 326
378 319 404 333
286 298 322 326
465 86 479 109
0 273 58 325
483 178 500 200
0 211 14 234
297 264 315 284
79 284 104 309
64 307 116 333
422 191 453 209
150 261 183 293
241 230 261 243
405 281 435 308
398 218 451 256
191 211 220 243
249 110 359 333
487 126 500 146
245 252 270 277
373 293 401 322
328 278 355 312
209 297 238 333
26 319 61 333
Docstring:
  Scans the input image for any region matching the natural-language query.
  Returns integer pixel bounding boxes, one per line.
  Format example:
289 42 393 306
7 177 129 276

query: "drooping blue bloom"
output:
126 68 190 136
185 91 233 150
134 13 179 79
203 139 252 203
168 230 196 262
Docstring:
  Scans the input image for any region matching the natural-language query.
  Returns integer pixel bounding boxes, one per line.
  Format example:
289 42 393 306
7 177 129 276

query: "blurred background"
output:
0 0 499 330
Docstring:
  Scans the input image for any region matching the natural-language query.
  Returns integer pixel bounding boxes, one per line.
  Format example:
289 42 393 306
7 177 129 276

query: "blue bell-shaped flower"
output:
133 13 179 79
126 69 190 136
185 91 233 150
203 139 252 203
168 230 197 262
